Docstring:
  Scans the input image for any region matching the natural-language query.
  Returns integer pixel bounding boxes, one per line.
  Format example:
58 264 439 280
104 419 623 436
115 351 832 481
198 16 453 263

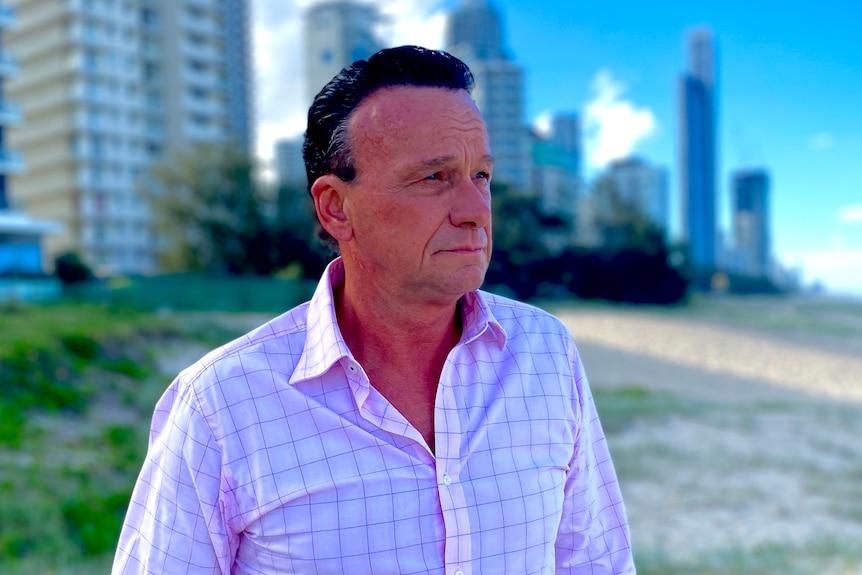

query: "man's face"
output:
340 86 494 305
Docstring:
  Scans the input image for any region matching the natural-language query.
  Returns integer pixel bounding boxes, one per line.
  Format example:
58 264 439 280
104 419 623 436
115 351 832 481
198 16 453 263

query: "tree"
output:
54 252 94 286
142 144 327 276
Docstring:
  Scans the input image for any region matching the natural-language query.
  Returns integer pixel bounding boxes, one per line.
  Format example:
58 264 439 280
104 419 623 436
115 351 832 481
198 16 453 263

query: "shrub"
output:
54 252 94 286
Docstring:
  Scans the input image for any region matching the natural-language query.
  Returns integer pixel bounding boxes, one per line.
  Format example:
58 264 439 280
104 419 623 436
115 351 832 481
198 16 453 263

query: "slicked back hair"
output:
302 45 475 251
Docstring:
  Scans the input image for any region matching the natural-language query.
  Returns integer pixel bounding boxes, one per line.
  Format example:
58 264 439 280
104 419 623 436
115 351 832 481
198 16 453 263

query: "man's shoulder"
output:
477 289 572 340
178 300 313 391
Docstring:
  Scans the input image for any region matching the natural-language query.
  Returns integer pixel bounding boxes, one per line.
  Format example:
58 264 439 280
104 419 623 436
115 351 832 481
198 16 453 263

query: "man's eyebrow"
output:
418 154 495 169
419 155 456 169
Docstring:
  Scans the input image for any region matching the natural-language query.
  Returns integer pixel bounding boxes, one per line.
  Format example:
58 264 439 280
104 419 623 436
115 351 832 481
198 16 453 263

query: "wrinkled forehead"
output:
347 86 488 158
351 86 484 135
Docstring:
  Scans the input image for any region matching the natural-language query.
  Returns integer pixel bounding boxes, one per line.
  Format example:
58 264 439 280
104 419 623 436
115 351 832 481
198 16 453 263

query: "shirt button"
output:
443 473 452 486
347 364 357 373
454 570 464 575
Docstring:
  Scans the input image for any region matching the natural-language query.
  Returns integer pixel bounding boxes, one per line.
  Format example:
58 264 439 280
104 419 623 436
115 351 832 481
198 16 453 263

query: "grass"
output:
635 539 862 575
592 384 710 434
0 302 185 572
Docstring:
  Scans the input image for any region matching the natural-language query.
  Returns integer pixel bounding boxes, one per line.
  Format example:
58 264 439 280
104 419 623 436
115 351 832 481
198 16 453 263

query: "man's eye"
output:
476 171 490 180
425 172 441 181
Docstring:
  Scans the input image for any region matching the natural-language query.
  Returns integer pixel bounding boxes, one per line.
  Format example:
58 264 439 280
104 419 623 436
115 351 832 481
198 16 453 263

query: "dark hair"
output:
303 45 475 251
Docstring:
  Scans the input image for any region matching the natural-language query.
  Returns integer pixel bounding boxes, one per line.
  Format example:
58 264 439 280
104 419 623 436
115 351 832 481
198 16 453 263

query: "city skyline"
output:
254 0 862 296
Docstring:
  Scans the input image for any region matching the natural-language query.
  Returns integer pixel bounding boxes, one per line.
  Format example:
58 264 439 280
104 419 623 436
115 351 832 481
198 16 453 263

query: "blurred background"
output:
1 0 861 574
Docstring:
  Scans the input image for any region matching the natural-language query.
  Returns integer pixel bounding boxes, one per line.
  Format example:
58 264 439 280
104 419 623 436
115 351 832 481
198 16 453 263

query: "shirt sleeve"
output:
112 378 238 575
554 338 636 574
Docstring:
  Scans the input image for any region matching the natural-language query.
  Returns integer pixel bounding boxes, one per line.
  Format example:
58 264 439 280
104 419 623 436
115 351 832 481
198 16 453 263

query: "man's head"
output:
306 46 493 306
303 45 475 251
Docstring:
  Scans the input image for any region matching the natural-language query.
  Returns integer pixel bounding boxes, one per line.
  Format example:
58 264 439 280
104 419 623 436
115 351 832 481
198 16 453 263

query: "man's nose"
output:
450 177 491 228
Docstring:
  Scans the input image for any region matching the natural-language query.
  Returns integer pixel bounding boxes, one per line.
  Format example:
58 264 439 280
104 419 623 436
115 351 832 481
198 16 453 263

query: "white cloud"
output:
380 0 446 48
838 204 862 224
809 131 835 151
251 0 446 169
582 69 657 170
532 110 553 138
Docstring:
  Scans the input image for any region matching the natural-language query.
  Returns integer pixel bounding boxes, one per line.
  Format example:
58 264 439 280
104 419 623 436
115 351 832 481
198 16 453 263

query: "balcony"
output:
179 14 221 38
0 150 25 175
0 53 20 77
184 67 223 90
181 39 223 64
185 120 225 142
0 4 16 28
0 100 22 125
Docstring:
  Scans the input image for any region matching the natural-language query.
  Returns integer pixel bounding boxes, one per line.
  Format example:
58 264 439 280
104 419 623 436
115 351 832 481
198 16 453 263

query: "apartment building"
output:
7 0 252 273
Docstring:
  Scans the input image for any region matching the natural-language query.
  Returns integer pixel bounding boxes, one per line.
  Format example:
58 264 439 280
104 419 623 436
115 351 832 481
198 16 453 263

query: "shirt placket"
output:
435 354 472 575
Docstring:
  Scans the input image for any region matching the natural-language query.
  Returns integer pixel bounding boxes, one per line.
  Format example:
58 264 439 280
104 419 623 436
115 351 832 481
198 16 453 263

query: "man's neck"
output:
334 279 463 373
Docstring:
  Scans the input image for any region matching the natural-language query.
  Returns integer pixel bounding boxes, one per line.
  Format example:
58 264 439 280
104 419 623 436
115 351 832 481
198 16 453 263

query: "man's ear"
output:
311 175 353 242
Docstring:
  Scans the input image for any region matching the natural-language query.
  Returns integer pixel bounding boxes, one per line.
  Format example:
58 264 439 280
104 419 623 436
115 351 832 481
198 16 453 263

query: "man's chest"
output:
225 368 576 575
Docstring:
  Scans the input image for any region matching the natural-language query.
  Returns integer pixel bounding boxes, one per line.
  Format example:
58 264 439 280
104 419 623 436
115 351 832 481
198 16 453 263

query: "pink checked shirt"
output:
114 258 634 574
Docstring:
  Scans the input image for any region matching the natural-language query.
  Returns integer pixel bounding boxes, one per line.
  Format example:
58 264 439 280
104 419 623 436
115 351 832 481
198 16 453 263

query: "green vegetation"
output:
635 539 862 575
592 385 709 434
0 303 184 572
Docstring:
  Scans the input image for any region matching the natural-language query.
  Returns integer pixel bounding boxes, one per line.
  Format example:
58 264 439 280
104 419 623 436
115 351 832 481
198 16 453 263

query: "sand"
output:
554 304 862 569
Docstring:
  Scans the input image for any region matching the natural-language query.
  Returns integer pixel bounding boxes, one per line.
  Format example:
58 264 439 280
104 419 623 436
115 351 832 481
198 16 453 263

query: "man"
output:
114 46 635 574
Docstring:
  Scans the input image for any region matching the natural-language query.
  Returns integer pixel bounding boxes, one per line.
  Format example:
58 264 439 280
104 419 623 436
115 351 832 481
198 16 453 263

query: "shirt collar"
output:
290 257 508 385
289 258 353 384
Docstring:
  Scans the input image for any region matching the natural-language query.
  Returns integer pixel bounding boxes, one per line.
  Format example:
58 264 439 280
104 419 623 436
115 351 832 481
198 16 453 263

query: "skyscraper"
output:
304 1 384 108
731 168 770 278
551 113 581 181
679 28 717 278
606 156 670 236
530 113 581 228
274 137 305 187
7 0 253 274
445 0 530 193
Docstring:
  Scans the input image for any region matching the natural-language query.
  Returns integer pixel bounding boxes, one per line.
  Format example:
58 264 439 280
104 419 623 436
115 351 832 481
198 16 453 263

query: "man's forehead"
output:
350 85 482 131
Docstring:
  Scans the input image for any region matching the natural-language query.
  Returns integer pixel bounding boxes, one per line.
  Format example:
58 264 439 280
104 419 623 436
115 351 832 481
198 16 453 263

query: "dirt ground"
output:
554 302 862 572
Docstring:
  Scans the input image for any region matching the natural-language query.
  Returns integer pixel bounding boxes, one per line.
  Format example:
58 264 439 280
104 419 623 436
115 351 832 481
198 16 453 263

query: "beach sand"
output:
553 302 862 571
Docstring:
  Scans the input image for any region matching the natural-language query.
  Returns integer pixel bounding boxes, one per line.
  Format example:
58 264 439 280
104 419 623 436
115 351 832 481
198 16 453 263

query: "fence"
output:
77 274 317 313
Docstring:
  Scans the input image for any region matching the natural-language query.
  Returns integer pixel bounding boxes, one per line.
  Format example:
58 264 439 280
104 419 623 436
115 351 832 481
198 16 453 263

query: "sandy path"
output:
556 308 862 403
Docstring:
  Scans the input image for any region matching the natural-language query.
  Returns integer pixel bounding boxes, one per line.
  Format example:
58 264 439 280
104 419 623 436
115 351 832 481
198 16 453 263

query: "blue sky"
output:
254 0 862 295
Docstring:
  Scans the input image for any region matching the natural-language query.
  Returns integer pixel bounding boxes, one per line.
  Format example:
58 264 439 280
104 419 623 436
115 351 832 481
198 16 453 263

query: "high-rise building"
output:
304 1 384 109
0 1 23 210
0 2 61 278
730 168 770 277
551 113 581 180
606 157 670 236
530 113 581 232
679 28 717 276
6 0 253 274
274 137 305 188
445 0 530 193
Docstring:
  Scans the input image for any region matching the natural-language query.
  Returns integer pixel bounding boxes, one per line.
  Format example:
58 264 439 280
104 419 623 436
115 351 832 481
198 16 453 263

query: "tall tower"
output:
731 168 770 278
304 1 384 108
446 0 530 193
679 28 717 278
606 157 670 236
6 0 253 274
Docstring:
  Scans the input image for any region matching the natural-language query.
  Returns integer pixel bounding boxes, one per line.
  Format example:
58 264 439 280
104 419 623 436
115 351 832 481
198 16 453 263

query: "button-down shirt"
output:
113 258 634 574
